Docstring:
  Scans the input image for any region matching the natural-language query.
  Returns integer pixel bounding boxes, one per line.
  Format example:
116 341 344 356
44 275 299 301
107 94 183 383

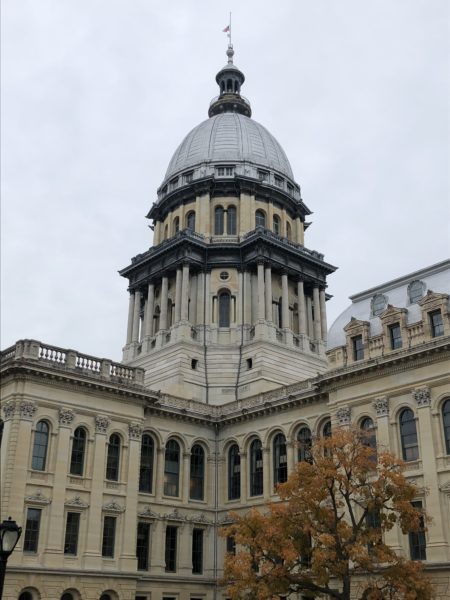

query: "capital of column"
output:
59 407 75 427
372 396 389 418
336 406 351 426
129 423 143 440
412 387 431 408
95 414 111 435
20 401 37 421
2 401 16 420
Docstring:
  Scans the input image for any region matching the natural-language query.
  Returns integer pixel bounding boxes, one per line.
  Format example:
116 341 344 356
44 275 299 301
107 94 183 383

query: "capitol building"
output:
1 44 450 600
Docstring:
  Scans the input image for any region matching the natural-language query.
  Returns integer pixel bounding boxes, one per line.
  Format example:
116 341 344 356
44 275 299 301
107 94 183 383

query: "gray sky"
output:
2 0 449 362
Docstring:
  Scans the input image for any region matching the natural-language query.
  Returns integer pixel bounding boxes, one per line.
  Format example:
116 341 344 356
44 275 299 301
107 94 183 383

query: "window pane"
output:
389 323 402 349
273 215 281 235
352 335 364 361
219 293 231 327
215 207 224 235
273 433 287 486
70 427 86 476
23 508 41 553
64 512 80 555
409 501 426 560
430 310 444 337
102 516 116 558
190 445 205 500
106 434 120 481
228 444 241 500
400 409 419 461
164 440 180 496
227 206 237 235
297 427 312 463
443 399 450 455
32 421 49 471
139 434 154 493
136 522 150 570
192 528 203 574
186 211 195 231
250 439 263 496
165 526 177 572
255 210 266 228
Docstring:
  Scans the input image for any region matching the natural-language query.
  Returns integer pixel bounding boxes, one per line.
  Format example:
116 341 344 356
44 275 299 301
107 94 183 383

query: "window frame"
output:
228 444 241 501
70 426 87 476
249 438 263 497
227 205 237 235
64 511 81 555
429 310 444 337
442 399 450 455
388 322 403 350
164 439 180 497
273 214 281 235
273 433 288 487
297 426 312 463
101 515 117 558
399 408 419 462
136 521 151 571
352 335 364 361
409 501 427 561
218 291 231 327
192 528 204 574
165 525 178 572
31 420 50 471
255 209 266 229
106 433 121 482
139 433 155 494
186 211 196 231
214 206 224 235
23 507 42 553
190 444 205 501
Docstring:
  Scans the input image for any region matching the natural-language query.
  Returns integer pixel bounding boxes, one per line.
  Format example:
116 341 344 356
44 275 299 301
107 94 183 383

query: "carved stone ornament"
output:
372 397 389 418
138 506 160 520
439 481 450 496
189 513 212 525
163 508 185 522
59 407 75 426
2 401 16 420
412 388 431 407
95 414 110 434
128 423 143 440
25 490 51 505
65 495 89 509
336 406 351 426
20 401 37 420
102 500 125 513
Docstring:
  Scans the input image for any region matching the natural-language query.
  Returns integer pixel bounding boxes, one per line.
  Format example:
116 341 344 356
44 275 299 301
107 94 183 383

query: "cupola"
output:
208 45 252 118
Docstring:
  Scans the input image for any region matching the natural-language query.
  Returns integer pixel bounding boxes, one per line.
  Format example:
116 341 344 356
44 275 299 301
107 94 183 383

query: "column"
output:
190 273 198 325
313 286 321 340
144 283 155 337
319 288 328 342
281 273 290 329
237 271 243 324
263 446 271 500
244 271 252 324
239 452 248 504
286 441 296 473
257 262 265 321
160 276 169 330
120 424 142 570
181 263 190 321
265 266 272 321
306 296 313 337
126 292 135 344
175 268 182 323
182 452 190 503
132 289 141 342
297 280 307 335
205 271 212 325
196 271 205 325
155 448 165 501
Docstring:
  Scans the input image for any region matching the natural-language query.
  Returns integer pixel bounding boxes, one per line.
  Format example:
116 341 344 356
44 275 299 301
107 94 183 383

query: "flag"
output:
223 25 230 32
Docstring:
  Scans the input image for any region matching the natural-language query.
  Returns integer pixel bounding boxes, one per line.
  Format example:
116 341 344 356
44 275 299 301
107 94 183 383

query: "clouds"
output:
2 0 449 360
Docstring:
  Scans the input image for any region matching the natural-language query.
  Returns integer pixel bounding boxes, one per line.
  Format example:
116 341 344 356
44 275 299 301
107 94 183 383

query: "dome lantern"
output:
208 44 252 118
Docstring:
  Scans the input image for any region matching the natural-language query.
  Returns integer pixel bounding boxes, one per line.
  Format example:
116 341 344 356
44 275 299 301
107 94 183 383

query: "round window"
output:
371 293 387 317
220 271 229 281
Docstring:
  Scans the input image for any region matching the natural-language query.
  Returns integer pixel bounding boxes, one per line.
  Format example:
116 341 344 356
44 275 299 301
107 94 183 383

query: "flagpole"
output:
229 12 232 46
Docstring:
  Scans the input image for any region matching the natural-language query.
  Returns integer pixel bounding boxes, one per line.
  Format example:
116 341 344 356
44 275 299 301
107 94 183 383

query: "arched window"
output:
273 433 287 486
297 426 312 463
32 420 49 471
139 434 154 493
106 434 121 481
167 298 174 327
164 439 180 496
277 297 282 328
173 216 180 235
255 209 266 228
186 211 196 231
286 222 292 240
18 593 33 600
322 420 332 438
164 224 168 239
214 206 224 235
228 444 241 500
219 291 231 327
360 417 377 454
61 593 75 600
273 215 281 235
250 439 263 496
70 427 87 476
100 595 112 600
227 206 237 235
190 444 205 500
400 409 419 461
443 399 450 454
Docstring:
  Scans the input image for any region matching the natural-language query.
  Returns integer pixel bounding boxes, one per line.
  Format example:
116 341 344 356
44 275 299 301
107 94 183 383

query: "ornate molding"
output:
25 490 51 505
2 401 16 420
102 500 125 513
128 423 143 440
372 396 389 418
95 414 110 434
59 407 75 426
412 387 431 407
20 401 37 421
65 495 89 509
162 508 185 522
138 506 160 520
439 480 450 496
188 513 212 525
336 406 351 426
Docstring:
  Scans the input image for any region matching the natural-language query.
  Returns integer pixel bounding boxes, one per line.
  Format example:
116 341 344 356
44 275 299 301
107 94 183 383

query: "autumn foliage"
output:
222 427 433 600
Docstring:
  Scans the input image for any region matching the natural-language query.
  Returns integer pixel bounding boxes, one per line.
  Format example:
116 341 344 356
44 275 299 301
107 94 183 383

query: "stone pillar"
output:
175 268 182 323
286 440 296 473
126 292 135 344
237 271 243 324
190 273 198 325
144 283 155 337
313 286 321 341
181 263 190 321
196 271 205 325
306 295 313 338
281 273 290 329
182 452 190 503
319 288 328 343
120 424 142 571
160 276 169 330
264 266 272 321
298 280 307 335
244 272 252 324
205 271 212 325
132 289 142 343
263 446 271 500
239 452 248 504
257 262 265 321
155 448 165 501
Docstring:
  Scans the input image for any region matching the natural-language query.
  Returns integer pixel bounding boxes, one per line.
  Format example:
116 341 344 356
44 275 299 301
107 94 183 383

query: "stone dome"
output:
163 112 294 185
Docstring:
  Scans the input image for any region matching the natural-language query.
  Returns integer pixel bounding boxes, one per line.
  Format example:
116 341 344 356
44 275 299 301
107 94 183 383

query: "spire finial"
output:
223 12 233 63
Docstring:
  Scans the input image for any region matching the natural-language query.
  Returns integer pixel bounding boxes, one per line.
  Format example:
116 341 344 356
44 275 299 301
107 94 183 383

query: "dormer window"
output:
408 280 425 304
352 335 364 361
287 182 294 195
183 171 193 184
258 170 269 182
389 323 402 349
169 177 178 191
274 175 284 188
216 166 234 177
371 293 387 317
429 310 444 338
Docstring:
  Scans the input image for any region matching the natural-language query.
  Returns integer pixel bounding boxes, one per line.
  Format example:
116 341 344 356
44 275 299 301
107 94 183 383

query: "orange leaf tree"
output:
221 427 433 600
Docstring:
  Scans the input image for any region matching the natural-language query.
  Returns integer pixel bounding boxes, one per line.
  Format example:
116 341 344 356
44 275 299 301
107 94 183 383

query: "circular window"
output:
219 271 229 281
371 293 387 317
408 280 425 304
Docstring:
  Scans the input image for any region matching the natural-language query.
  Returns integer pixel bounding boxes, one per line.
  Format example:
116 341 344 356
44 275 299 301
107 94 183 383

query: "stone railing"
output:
1 340 145 386
242 228 325 261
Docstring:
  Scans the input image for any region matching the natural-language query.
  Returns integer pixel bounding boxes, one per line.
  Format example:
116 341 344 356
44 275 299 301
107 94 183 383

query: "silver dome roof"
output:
163 112 294 185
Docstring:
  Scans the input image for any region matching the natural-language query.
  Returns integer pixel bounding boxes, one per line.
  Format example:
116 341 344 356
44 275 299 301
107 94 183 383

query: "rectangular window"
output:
409 501 427 560
64 512 80 555
183 171 193 184
366 509 381 554
136 522 150 570
165 526 177 572
258 170 269 182
192 528 204 574
217 166 234 177
274 175 283 188
287 182 294 195
429 310 444 337
23 508 41 553
101 516 116 558
352 335 364 361
389 323 402 349
169 177 178 190
226 535 236 555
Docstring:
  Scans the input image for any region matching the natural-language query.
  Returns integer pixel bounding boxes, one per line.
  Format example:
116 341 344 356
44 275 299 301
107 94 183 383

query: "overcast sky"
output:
2 0 449 362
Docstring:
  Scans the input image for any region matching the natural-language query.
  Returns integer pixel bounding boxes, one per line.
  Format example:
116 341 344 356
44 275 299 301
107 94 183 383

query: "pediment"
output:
418 290 449 308
379 304 407 320
343 317 369 333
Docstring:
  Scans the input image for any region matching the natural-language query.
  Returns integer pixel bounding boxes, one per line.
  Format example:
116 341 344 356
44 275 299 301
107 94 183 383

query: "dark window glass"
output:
286 221 292 239
352 335 364 361
273 433 287 486
186 211 195 231
101 516 116 558
173 217 179 234
250 439 263 496
164 439 180 496
323 420 332 438
297 426 312 463
192 528 203 574
165 526 177 572
228 444 241 500
389 323 403 349
100 595 112 600
429 310 444 337
139 434 154 493
366 508 381 554
70 427 86 476
219 292 231 327
227 206 237 235
409 501 426 560
255 210 266 228
106 434 120 481
190 444 205 500
360 417 377 459
32 420 49 471
136 521 150 570
226 535 236 555
64 512 80 555
19 593 33 600
61 594 74 600
443 399 450 454
273 215 281 235
215 206 224 235
23 508 41 553
400 409 419 461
